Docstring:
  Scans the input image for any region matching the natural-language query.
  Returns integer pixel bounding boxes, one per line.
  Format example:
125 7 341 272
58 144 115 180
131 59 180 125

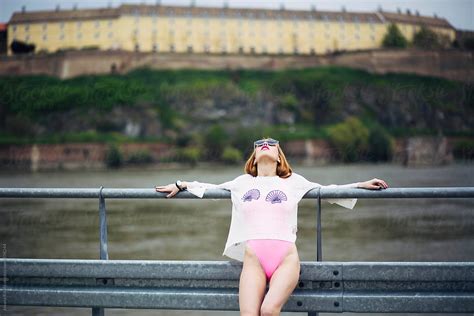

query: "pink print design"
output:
265 190 288 204
242 189 260 202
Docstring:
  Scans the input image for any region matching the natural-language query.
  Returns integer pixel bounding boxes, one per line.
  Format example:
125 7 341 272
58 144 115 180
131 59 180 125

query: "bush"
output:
178 146 202 166
463 37 474 50
412 26 444 49
127 149 153 164
204 124 228 161
105 143 123 168
221 146 243 164
10 40 35 54
327 116 370 162
452 139 474 160
367 125 394 162
382 23 408 48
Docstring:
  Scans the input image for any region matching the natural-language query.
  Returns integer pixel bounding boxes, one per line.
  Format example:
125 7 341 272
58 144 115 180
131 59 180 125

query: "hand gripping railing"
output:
1 186 474 315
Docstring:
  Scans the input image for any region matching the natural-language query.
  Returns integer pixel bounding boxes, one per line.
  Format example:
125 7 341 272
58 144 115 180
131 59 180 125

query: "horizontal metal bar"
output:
6 286 345 312
6 259 474 282
4 259 474 312
7 286 473 313
1 187 473 199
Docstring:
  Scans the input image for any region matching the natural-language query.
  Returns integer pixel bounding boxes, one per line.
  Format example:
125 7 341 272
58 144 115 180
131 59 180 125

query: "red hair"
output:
244 138 292 178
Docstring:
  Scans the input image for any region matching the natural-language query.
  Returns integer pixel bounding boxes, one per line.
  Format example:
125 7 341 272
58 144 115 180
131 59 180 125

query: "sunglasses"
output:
254 138 279 148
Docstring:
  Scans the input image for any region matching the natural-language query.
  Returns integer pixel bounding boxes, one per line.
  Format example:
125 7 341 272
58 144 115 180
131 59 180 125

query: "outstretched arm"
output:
155 179 236 198
357 178 389 190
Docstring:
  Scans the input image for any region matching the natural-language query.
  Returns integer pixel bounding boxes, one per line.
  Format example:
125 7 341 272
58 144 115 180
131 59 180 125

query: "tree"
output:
412 25 444 49
382 23 408 48
10 40 35 54
204 124 228 161
327 116 370 163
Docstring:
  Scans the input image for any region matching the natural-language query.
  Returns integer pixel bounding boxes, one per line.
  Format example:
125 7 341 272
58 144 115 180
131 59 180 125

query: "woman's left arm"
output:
357 178 389 190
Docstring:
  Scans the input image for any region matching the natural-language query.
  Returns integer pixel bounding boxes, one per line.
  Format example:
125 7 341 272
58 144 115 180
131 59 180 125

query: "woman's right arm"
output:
155 182 184 198
156 178 238 199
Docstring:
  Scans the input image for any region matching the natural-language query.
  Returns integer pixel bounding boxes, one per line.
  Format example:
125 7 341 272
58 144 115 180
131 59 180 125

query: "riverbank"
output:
0 135 471 172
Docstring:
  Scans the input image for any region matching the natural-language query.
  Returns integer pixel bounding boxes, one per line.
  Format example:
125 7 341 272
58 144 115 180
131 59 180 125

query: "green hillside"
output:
1 66 473 162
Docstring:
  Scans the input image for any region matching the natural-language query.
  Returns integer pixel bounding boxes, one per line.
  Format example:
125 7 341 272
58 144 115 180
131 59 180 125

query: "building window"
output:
95 32 100 39
13 25 17 32
42 34 47 41
153 44 158 52
42 23 47 30
169 44 175 52
108 20 113 27
204 44 210 53
59 34 64 40
25 35 30 42
135 44 140 52
60 22 65 29
238 46 244 53
95 21 100 28
25 24 29 31
310 48 316 55
108 32 113 39
187 45 193 53
77 21 82 28
250 46 255 54
293 47 298 54
77 33 82 39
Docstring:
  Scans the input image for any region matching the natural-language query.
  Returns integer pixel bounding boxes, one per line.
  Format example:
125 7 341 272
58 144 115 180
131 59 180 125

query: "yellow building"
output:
6 3 456 56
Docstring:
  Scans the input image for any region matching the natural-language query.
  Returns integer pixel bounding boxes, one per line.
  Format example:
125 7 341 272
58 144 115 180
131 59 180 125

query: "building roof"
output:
8 3 453 29
9 7 120 24
119 4 384 23
0 23 7 31
380 11 454 29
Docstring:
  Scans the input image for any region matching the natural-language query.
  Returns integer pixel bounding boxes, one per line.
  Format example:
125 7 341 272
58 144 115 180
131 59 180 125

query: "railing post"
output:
316 188 322 262
309 187 323 316
92 186 108 316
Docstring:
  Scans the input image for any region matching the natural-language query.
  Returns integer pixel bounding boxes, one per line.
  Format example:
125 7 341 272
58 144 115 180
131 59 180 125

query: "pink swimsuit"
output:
246 239 294 281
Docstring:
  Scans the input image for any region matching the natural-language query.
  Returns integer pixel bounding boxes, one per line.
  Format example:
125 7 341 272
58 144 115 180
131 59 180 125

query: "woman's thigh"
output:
261 244 300 312
239 244 267 315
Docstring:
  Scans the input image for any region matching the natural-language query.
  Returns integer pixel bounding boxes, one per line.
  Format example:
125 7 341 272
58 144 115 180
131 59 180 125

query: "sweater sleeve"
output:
186 176 240 198
292 173 359 209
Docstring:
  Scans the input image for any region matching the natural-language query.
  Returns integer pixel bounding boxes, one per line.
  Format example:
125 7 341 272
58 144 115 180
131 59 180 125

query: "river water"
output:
1 162 473 316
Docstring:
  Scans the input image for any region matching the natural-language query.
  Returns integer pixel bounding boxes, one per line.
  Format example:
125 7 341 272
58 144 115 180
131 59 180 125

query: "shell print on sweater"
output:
241 189 260 202
241 189 288 204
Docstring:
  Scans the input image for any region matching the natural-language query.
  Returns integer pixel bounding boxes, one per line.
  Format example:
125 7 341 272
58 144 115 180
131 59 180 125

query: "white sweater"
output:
186 172 359 262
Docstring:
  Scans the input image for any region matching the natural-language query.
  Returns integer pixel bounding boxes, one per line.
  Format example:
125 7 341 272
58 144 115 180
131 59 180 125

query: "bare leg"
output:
260 243 300 316
239 243 268 316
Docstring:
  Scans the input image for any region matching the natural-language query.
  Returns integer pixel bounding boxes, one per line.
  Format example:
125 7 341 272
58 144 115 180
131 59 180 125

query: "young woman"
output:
155 137 388 316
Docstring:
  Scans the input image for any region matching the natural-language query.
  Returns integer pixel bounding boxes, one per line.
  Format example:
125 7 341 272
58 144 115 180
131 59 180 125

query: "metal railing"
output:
1 186 474 315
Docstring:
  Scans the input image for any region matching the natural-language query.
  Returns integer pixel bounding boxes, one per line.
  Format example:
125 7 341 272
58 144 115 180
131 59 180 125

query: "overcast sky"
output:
1 0 473 30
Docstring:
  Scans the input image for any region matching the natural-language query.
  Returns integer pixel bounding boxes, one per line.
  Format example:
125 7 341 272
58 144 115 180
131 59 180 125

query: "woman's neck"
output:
256 162 277 177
